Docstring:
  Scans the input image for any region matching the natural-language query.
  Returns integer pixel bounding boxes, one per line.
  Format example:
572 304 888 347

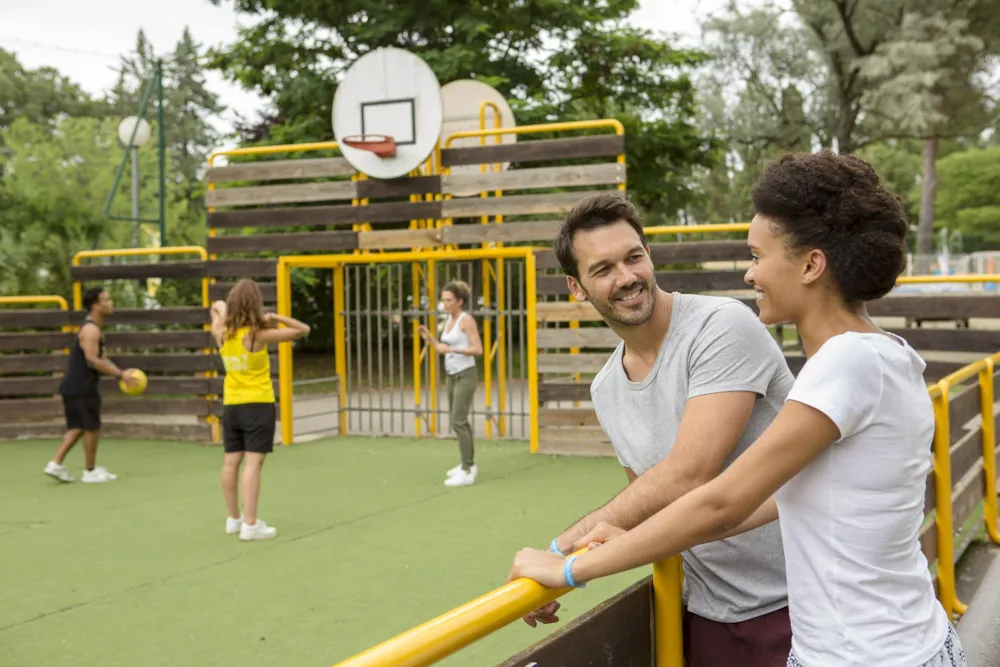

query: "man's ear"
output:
567 276 587 301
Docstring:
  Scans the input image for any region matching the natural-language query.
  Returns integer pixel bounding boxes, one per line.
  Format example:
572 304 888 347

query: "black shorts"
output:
222 403 275 454
63 395 101 431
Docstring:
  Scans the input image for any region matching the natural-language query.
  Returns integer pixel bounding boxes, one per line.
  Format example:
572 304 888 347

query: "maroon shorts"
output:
683 606 792 667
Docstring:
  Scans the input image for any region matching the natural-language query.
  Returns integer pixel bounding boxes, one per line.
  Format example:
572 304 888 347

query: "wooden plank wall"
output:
203 134 628 303
0 298 227 441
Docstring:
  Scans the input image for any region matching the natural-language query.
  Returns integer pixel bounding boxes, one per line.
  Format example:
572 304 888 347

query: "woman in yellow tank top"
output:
210 279 310 541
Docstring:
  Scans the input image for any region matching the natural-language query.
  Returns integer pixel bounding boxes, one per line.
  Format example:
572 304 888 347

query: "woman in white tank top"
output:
418 281 483 487
508 152 965 667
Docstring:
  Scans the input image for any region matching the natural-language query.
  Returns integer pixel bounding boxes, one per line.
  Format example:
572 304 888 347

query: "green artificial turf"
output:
0 436 642 667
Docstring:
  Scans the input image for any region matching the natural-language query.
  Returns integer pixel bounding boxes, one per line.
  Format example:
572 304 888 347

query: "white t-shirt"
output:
777 331 949 666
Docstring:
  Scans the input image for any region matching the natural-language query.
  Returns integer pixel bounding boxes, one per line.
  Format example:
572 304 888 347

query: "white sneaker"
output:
445 467 477 487
81 467 116 483
226 515 244 535
44 461 74 483
240 519 277 541
447 464 477 478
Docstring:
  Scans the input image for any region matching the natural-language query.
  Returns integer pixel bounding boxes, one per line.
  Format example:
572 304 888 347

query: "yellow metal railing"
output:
275 247 540 452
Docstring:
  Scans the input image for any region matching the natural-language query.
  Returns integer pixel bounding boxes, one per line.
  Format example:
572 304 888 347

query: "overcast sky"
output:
1 0 738 147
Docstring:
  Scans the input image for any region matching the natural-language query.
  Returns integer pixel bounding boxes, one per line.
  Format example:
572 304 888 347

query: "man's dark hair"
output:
750 150 909 303
555 193 646 279
83 287 106 312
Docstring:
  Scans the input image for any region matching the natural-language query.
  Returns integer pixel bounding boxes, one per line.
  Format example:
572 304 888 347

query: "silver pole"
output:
130 146 140 249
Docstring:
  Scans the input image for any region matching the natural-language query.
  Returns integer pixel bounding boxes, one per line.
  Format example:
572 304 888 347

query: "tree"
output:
927 146 1000 250
207 0 717 219
0 116 193 300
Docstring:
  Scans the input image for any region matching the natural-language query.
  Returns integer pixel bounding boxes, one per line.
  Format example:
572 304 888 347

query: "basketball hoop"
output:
341 134 397 158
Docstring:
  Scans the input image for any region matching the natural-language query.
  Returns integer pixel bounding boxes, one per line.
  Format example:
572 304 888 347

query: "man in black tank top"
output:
43 287 141 484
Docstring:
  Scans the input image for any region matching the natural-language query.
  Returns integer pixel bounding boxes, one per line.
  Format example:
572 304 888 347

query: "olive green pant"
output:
446 366 477 471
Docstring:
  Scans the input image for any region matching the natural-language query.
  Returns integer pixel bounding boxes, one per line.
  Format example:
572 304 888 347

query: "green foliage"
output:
930 146 1000 247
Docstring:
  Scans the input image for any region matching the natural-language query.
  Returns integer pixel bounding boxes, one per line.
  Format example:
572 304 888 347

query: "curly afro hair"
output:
750 150 909 303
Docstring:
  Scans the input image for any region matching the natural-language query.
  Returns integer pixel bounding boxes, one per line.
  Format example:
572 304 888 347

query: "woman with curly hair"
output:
210 279 310 541
509 151 965 667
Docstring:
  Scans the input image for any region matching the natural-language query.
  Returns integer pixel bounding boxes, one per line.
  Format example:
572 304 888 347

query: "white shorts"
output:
786 623 965 667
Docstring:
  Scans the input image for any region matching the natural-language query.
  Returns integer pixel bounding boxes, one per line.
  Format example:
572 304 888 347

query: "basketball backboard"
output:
332 47 444 180
440 79 517 196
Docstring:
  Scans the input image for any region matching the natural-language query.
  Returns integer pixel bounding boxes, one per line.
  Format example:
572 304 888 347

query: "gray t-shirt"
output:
591 292 793 623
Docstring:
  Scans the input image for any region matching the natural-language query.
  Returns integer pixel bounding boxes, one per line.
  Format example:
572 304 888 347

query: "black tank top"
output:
59 319 105 397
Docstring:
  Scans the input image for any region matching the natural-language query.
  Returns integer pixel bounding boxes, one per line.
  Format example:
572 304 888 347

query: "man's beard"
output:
584 279 656 327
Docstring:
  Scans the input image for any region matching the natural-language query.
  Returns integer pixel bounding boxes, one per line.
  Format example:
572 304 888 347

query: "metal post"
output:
278 260 294 445
427 259 438 434
979 359 1000 545
131 147 140 249
412 262 423 437
653 558 685 667
334 265 348 436
932 383 960 619
524 251 539 454
156 59 166 246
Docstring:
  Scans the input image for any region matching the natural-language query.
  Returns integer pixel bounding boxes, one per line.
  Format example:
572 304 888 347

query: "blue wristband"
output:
564 555 585 588
549 538 565 556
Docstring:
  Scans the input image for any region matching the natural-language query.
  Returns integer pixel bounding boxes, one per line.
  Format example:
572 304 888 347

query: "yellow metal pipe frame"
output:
443 118 625 148
427 259 438 434
276 248 539 449
978 356 1000 546
653 557 685 667
334 265 348 436
932 382 962 619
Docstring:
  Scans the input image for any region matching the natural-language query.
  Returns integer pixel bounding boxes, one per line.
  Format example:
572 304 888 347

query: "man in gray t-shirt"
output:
523 194 794 667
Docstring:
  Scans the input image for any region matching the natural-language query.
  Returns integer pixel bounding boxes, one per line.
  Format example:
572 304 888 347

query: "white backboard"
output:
440 79 517 196
332 47 443 179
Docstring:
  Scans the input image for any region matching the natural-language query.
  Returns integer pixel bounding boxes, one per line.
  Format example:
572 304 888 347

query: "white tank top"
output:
440 312 476 375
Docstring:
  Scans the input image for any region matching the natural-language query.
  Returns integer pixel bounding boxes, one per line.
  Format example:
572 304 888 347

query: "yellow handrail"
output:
443 118 625 148
0 295 69 310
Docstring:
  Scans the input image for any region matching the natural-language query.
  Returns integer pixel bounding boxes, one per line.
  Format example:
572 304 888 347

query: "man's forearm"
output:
555 467 700 552
89 357 123 378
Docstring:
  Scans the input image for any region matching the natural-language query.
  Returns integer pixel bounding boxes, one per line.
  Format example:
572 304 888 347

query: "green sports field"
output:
1 436 641 667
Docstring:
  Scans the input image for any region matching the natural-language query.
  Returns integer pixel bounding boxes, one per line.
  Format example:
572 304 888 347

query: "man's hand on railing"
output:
508 524 627 629
571 521 626 552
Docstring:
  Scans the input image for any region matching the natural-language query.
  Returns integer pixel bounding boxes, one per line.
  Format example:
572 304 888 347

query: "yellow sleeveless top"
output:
220 326 275 405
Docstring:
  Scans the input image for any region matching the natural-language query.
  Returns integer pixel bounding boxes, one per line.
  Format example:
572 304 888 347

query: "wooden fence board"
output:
0 397 221 421
868 295 1000 319
364 200 443 224
537 301 602 323
443 163 625 194
356 175 441 199
443 220 561 244
105 308 209 326
209 282 277 303
206 180 358 208
537 328 620 349
71 261 205 281
104 331 214 349
206 259 278 279
358 229 442 250
206 157 354 184
539 381 593 402
0 355 72 373
537 270 750 296
890 328 1000 353
0 332 70 350
441 134 625 167
0 310 70 328
538 352 609 374
0 376 218 397
442 190 622 219
951 429 984 484
949 384 983 441
206 230 358 254
535 240 751 270
539 408 601 427
0 421 213 442
208 204 357 229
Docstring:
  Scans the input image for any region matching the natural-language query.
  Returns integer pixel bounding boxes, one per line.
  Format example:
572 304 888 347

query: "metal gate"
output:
275 249 539 448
